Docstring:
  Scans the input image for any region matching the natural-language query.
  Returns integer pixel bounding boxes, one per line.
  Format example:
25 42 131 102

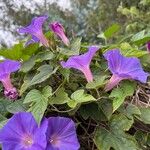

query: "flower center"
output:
49 135 59 146
22 135 33 147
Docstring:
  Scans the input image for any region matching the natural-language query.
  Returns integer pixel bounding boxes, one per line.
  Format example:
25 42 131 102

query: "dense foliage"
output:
0 0 150 150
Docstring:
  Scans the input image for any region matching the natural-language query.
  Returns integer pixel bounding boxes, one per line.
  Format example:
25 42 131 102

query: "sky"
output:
0 0 71 47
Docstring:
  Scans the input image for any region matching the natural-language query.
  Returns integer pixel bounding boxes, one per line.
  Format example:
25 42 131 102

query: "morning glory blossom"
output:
104 49 149 91
146 41 150 53
0 112 48 150
0 59 21 100
60 46 99 82
49 22 70 46
18 15 49 47
46 117 80 150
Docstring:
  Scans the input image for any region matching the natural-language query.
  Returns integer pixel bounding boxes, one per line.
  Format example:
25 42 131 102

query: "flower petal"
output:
0 112 47 150
18 15 49 47
46 117 80 150
60 45 99 82
2 143 23 150
61 46 99 70
0 59 21 80
104 49 149 83
18 15 48 34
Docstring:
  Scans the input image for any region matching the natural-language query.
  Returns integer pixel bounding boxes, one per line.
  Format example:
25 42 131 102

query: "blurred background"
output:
0 0 150 47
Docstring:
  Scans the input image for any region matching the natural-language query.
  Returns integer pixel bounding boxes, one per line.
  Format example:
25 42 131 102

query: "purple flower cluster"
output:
0 15 149 99
60 48 149 88
18 15 70 47
0 15 150 150
0 112 80 150
17 15 149 90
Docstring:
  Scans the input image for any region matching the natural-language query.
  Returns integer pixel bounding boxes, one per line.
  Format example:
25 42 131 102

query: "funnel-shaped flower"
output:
18 15 49 47
104 49 149 91
50 22 70 46
0 59 21 99
146 41 150 53
60 46 99 82
46 117 80 150
0 112 48 150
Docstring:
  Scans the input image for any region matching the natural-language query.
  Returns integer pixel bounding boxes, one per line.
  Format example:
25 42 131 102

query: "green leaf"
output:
137 108 150 124
22 43 39 56
135 130 149 149
0 114 7 122
86 75 107 89
59 68 70 82
119 42 148 57
0 119 8 129
20 56 36 72
30 65 58 86
24 89 42 103
42 86 53 99
126 104 141 116
71 89 96 103
98 99 113 120
36 51 54 61
119 104 141 120
67 90 96 108
98 24 120 39
123 49 147 57
67 100 78 108
70 37 82 54
0 110 7 129
20 65 57 94
20 51 54 73
23 89 49 124
110 114 133 131
104 24 120 38
0 98 11 115
79 103 109 121
19 73 34 95
131 30 150 45
49 87 70 105
94 114 138 150
0 43 39 61
59 38 82 56
147 134 150 147
0 43 23 60
6 100 27 114
109 81 136 111
141 54 150 67
140 0 150 5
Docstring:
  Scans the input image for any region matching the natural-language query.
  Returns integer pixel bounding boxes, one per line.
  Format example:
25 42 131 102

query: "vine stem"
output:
50 105 74 113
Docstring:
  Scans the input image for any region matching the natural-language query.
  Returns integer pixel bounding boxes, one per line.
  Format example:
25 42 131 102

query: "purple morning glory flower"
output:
46 117 80 150
0 112 48 150
49 22 70 46
104 49 149 91
146 41 150 53
18 15 49 47
0 59 21 100
60 46 99 82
